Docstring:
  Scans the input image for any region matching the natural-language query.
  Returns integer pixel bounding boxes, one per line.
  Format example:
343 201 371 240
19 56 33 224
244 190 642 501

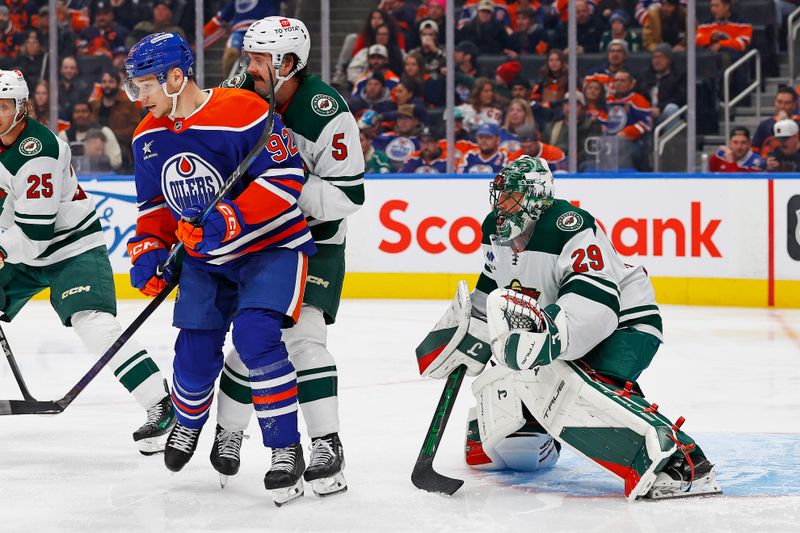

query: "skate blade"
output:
310 472 348 497
272 480 304 507
219 474 228 489
136 434 168 456
644 473 723 501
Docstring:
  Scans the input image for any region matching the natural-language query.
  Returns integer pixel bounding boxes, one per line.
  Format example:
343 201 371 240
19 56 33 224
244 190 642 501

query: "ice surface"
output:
1 300 799 532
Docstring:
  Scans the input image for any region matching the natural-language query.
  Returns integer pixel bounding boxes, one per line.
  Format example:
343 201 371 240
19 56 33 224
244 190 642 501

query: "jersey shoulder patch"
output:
220 71 255 91
284 75 350 142
0 119 60 175
528 199 597 255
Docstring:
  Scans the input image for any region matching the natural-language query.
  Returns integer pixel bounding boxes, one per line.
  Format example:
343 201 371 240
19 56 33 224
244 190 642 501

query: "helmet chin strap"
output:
162 76 190 120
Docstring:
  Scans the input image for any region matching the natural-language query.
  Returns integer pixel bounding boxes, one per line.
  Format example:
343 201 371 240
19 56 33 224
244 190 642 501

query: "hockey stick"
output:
0 71 277 417
411 365 467 495
0 323 36 402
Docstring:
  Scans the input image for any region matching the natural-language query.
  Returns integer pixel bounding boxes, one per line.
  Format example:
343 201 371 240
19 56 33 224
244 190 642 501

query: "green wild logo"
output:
556 211 583 231
19 137 42 156
311 94 338 116
227 73 246 88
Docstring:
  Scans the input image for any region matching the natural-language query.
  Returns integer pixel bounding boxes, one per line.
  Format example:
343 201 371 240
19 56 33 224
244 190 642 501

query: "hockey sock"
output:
250 359 300 448
171 328 227 428
71 310 165 408
218 351 253 431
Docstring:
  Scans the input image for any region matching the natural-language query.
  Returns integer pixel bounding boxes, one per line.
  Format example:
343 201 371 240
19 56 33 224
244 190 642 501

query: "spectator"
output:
410 0 447 48
508 0 546 31
348 72 395 117
0 6 22 61
57 56 93 120
766 119 800 172
10 31 45 92
351 44 400 96
107 0 150 36
348 24 405 85
555 0 605 53
583 78 608 121
401 51 425 86
544 92 603 168
643 0 687 52
515 124 567 171
506 6 549 57
457 77 504 133
408 19 446 75
126 0 187 49
502 97 537 151
379 0 417 39
29 79 70 133
585 39 630 96
449 107 472 143
510 77 532 101
696 0 752 54
458 122 511 174
709 126 765 172
89 69 140 169
457 0 510 55
605 69 653 170
82 128 114 172
601 10 642 52
383 79 424 128
532 50 568 110
59 101 122 170
79 1 128 59
637 43 686 125
453 40 479 104
373 103 422 169
458 0 512 31
361 129 393 173
752 86 800 156
111 45 128 71
636 1 688 26
401 126 448 173
494 60 521 100
352 9 405 58
37 3 77 58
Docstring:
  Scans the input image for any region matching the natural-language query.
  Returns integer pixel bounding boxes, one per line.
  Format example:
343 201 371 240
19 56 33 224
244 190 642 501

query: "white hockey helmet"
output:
243 16 310 92
0 69 29 136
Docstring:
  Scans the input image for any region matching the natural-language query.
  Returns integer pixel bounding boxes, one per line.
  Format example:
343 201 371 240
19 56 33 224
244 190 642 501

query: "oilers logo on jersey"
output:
161 153 225 213
605 105 628 135
386 137 418 162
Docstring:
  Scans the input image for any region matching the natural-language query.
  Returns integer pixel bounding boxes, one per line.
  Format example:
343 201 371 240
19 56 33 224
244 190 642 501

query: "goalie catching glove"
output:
486 288 569 370
415 280 492 379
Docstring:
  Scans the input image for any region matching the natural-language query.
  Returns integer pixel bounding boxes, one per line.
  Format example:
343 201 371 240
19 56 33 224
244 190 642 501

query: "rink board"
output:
62 173 800 307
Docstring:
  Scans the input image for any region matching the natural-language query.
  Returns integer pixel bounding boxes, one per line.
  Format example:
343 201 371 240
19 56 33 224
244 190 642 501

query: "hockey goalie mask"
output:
489 156 554 251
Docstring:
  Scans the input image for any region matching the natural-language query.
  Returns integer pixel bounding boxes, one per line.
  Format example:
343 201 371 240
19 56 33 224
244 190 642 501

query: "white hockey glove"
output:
486 288 568 371
416 280 492 379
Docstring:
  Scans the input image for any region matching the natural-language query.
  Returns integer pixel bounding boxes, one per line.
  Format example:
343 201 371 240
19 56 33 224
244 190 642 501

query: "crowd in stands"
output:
332 0 797 174
0 0 798 175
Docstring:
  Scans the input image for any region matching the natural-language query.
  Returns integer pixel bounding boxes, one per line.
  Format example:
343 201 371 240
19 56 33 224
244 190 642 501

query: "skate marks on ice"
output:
470 432 800 498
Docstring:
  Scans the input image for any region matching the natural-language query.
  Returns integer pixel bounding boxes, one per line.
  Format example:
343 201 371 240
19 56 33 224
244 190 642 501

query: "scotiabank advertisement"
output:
78 175 800 306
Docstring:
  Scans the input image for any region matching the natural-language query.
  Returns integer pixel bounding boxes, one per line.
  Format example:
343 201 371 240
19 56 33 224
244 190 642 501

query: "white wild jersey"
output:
473 200 662 361
0 118 105 267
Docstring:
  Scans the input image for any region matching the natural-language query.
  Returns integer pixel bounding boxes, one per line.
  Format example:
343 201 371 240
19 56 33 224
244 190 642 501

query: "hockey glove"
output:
176 201 243 254
486 288 565 370
128 235 174 297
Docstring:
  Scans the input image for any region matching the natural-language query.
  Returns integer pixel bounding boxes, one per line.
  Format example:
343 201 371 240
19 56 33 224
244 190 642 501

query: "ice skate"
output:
264 441 305 507
133 393 176 456
210 424 245 488
164 421 203 472
644 455 722 500
304 433 347 497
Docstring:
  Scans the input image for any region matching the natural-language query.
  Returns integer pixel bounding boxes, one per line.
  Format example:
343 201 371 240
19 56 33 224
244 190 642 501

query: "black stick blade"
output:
0 399 64 415
412 457 465 495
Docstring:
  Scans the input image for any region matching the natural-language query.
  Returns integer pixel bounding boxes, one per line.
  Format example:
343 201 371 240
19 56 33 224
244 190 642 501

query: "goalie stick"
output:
411 365 466 495
0 71 277 416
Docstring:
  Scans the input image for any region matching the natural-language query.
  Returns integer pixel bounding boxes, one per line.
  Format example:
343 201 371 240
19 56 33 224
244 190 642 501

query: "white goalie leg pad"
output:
285 305 339 438
512 361 679 501
470 365 560 472
416 280 492 379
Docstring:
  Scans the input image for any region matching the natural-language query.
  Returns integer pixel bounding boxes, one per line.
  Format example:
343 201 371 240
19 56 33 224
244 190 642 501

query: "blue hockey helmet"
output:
125 32 194 83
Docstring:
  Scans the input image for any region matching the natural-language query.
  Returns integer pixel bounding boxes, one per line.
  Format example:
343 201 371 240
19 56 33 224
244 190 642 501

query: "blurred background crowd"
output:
1 0 798 174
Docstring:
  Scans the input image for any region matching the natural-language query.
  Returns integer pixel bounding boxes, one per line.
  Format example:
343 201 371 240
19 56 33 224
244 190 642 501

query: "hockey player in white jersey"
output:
416 155 721 500
212 17 365 495
0 69 175 453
